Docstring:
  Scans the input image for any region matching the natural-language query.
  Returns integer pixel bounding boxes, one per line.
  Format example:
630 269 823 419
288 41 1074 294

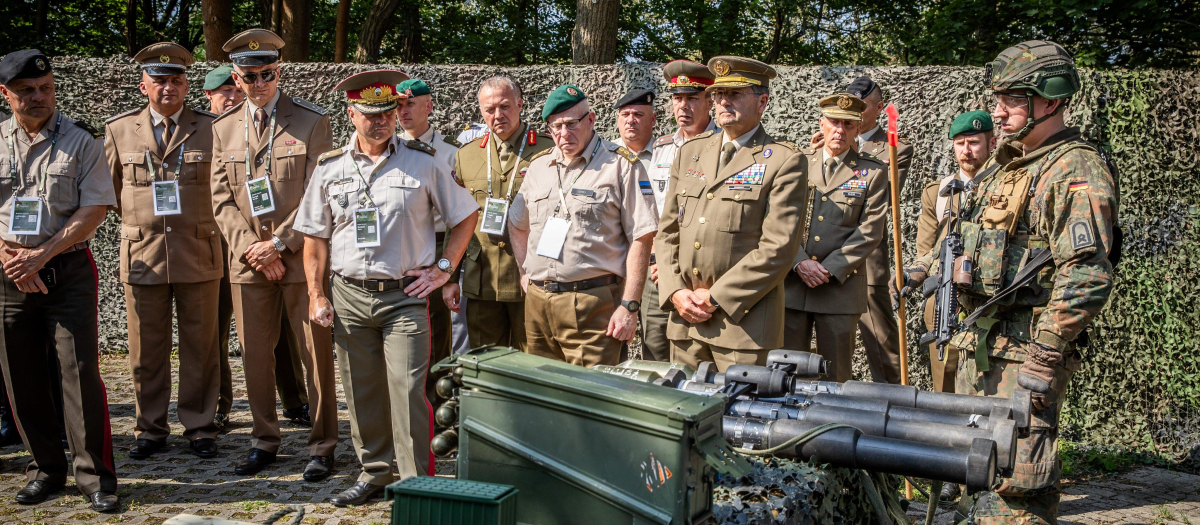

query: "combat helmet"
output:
986 40 1080 100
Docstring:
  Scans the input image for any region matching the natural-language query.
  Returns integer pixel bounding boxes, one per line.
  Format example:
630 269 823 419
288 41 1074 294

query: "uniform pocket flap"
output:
48 161 73 177
197 223 220 239
831 191 864 205
721 186 763 201
388 174 421 189
529 185 554 201
120 151 144 165
183 150 207 163
465 237 482 261
274 144 307 158
121 225 143 241
222 150 247 163
678 182 704 198
328 178 361 195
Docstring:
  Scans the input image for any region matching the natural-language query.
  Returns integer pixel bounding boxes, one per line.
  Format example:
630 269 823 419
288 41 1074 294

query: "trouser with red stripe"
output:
0 249 116 495
330 275 433 485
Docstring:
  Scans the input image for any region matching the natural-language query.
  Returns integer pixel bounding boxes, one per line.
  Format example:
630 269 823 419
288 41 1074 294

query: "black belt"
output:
337 273 418 293
531 274 620 293
435 231 446 244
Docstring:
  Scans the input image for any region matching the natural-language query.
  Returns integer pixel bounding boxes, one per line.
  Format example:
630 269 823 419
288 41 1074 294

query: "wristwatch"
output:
271 235 286 253
621 300 640 313
437 258 453 273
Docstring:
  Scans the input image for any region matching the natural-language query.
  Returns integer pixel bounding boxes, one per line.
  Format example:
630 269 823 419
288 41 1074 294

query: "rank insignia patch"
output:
1070 220 1094 251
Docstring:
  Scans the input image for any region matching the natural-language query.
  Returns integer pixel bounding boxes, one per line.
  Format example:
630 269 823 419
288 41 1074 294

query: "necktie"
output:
823 157 838 186
498 140 513 170
161 118 174 150
255 107 267 138
718 142 736 172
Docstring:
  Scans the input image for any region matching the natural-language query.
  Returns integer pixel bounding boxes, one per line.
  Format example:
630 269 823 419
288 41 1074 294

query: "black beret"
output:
846 76 878 99
0 49 53 85
615 88 654 109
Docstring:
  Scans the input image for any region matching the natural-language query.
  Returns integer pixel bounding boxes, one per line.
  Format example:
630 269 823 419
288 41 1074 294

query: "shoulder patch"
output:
73 120 102 138
1069 220 1094 251
194 108 217 118
292 97 328 115
615 146 639 163
318 149 345 164
405 139 436 156
215 101 245 122
653 135 674 148
442 135 462 148
104 107 141 125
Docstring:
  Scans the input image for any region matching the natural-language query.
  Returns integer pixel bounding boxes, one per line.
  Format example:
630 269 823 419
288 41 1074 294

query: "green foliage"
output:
0 0 128 57
1060 440 1138 479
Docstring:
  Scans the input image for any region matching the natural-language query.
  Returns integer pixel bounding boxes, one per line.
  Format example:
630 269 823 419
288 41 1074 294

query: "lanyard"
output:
485 127 527 201
553 139 602 217
346 140 392 208
244 104 277 180
146 141 185 182
6 114 62 196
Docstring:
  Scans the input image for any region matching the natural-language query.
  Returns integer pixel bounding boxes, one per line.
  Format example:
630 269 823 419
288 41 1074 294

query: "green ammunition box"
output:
385 476 517 525
455 348 749 525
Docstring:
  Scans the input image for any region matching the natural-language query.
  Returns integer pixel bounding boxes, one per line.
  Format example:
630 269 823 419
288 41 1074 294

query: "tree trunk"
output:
280 0 310 62
571 0 619 64
334 0 351 62
125 0 138 56
203 0 233 61
34 0 48 43
272 0 283 34
354 0 405 63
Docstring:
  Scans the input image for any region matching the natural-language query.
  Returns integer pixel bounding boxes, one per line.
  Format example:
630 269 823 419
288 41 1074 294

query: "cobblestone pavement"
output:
1 354 1198 524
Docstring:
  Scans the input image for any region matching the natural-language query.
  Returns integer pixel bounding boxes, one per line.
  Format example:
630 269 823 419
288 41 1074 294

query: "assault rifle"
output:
919 178 970 361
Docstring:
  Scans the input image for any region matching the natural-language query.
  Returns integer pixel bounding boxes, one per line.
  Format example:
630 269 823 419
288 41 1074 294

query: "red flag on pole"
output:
885 103 899 146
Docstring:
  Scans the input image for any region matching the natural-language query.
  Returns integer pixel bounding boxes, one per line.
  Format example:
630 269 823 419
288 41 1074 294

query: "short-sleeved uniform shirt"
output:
614 137 656 215
0 111 116 246
509 133 658 282
401 125 460 233
294 133 479 281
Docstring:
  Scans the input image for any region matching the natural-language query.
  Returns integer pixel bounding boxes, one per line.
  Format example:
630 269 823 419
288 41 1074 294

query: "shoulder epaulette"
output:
292 97 328 115
653 135 674 148
614 145 639 164
215 101 244 121
104 108 141 125
464 135 486 149
775 140 799 152
318 149 345 164
194 108 217 118
73 120 102 138
528 149 553 163
859 152 885 165
684 129 715 144
442 135 462 148
406 139 436 156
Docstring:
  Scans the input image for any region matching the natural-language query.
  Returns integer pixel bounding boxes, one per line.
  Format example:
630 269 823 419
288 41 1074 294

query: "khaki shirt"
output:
654 127 808 350
615 137 656 215
856 126 914 285
916 171 970 258
401 125 461 232
105 105 223 284
295 134 478 280
455 124 555 301
0 111 115 246
785 147 888 315
210 92 333 284
648 121 717 215
510 133 657 282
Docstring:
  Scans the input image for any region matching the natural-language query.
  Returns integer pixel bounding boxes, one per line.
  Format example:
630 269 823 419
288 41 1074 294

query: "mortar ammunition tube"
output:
793 380 1032 430
611 360 697 380
723 416 997 492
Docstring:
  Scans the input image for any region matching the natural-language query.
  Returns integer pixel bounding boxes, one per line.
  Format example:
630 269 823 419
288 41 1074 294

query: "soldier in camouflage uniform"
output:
903 40 1118 523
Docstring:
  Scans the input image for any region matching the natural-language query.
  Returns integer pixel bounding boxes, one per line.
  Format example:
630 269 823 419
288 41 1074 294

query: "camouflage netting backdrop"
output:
3 58 1197 468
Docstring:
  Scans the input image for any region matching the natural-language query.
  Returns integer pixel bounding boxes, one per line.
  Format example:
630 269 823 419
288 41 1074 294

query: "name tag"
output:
729 185 753 191
8 197 42 235
153 180 183 216
570 188 595 198
354 208 381 248
842 191 863 198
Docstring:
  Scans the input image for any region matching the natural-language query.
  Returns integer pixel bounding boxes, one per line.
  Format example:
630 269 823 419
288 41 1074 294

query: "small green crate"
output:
386 477 518 525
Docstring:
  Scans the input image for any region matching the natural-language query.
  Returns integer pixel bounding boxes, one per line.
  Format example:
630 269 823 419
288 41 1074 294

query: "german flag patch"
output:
1068 181 1089 192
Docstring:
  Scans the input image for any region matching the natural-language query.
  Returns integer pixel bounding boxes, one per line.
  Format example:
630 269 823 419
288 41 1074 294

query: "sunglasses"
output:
234 69 278 84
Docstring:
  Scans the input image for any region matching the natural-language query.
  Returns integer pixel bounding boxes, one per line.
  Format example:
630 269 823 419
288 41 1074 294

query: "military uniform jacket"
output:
654 127 808 350
210 93 333 284
916 171 970 258
785 148 888 315
455 123 554 301
105 106 223 284
857 126 913 286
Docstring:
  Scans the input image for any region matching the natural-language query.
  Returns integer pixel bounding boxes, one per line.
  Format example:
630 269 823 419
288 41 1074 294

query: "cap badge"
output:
972 118 983 130
405 88 413 97
837 96 853 109
374 87 383 97
713 60 731 76
358 84 397 104
248 40 260 51
35 59 46 70
161 55 170 63
677 75 690 84
567 87 578 97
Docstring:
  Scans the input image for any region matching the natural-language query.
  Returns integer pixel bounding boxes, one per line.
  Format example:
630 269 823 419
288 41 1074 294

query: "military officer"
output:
395 77 461 398
509 84 658 366
0 49 120 512
655 56 807 371
209 28 337 480
203 64 311 431
296 70 478 506
906 41 1118 524
784 94 888 382
444 76 554 350
104 42 222 460
840 77 914 385
643 60 717 363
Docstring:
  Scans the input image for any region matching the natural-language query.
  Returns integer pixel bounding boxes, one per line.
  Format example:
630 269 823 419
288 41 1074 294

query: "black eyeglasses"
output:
235 69 278 84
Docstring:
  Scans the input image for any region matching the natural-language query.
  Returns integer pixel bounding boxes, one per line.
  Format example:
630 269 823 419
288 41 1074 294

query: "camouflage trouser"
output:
955 341 1082 525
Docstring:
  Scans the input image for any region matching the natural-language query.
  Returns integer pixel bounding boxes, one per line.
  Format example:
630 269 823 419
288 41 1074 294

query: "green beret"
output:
397 78 431 98
203 64 236 91
949 110 993 139
542 84 587 121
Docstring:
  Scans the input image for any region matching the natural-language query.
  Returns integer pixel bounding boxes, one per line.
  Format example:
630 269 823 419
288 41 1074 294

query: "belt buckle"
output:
377 281 385 292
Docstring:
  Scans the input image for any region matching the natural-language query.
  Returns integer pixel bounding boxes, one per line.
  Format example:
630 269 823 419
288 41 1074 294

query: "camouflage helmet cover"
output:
986 40 1080 100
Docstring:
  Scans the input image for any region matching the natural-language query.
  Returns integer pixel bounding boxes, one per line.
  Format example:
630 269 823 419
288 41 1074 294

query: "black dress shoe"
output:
15 480 64 504
213 412 229 432
89 491 120 513
330 481 385 507
282 404 312 427
234 448 276 475
191 438 219 458
127 439 166 459
939 482 962 502
303 455 335 482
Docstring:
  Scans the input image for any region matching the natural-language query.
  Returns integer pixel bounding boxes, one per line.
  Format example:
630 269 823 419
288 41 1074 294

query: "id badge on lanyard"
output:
480 197 510 236
354 207 381 248
153 181 182 215
246 176 276 216
7 197 42 235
